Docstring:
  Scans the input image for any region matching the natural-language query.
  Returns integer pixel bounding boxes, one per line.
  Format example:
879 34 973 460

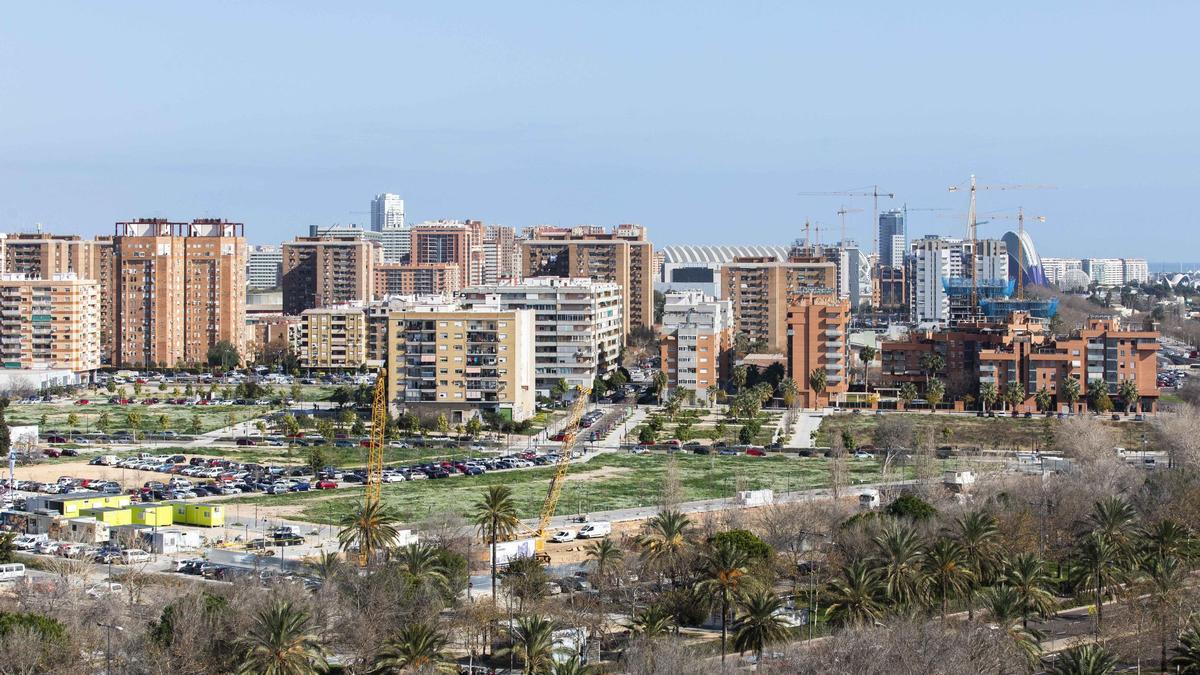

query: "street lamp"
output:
97 621 123 675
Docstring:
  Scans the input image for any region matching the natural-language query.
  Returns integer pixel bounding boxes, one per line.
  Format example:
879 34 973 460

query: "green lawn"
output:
817 411 1152 452
633 408 782 445
5 402 271 435
225 452 892 525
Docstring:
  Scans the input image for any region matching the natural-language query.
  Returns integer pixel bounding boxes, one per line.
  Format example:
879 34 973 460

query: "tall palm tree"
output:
1172 615 1200 673
473 485 521 600
653 370 669 405
628 604 676 638
696 539 751 662
1071 531 1129 634
873 522 926 609
1002 553 1057 629
979 381 998 413
979 586 1042 667
824 559 883 628
370 623 449 674
585 538 624 590
859 345 877 390
235 600 327 675
1060 376 1081 411
337 500 401 565
392 542 450 599
550 656 599 675
1139 554 1187 673
639 509 692 585
954 511 1001 619
922 539 974 619
503 614 559 674
1088 496 1138 556
1139 518 1194 562
307 551 343 584
732 590 791 669
1046 643 1117 675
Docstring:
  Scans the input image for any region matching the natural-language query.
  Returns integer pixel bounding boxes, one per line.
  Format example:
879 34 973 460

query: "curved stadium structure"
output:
1002 229 1048 287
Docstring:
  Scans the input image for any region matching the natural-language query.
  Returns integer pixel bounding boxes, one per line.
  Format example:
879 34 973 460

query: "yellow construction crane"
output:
359 367 389 566
516 389 591 560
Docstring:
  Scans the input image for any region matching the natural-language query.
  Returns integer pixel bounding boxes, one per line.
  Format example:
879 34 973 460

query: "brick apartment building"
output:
373 263 461 297
281 235 377 315
0 273 101 374
720 256 837 352
786 294 851 408
658 290 733 403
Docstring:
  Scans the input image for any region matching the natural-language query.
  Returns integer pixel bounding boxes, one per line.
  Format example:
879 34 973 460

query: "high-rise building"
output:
719 256 837 352
482 224 520 284
381 226 412 264
874 265 907 311
370 193 405 232
973 239 1009 283
1040 257 1084 285
1083 258 1125 287
281 235 378 315
521 224 654 333
658 290 733 403
0 273 101 374
878 209 906 268
386 305 537 423
462 278 623 395
909 237 953 324
1122 259 1149 285
298 306 368 370
247 245 283 289
112 219 247 368
373 263 461 297
0 233 102 280
410 220 485 287
92 235 116 363
786 294 850 408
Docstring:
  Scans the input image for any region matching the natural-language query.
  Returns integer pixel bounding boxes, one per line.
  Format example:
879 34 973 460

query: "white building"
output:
1122 258 1149 285
660 290 732 402
1084 258 1125 287
462 278 623 395
1041 257 1084 285
246 245 283 289
482 225 520 284
973 239 1009 283
909 238 953 324
843 241 873 309
381 227 412 264
370 193 405 232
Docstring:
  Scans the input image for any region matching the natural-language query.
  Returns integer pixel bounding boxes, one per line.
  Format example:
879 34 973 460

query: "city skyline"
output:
3 3 1198 259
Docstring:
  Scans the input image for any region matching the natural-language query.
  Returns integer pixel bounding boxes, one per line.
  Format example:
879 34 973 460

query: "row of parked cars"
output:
10 535 152 565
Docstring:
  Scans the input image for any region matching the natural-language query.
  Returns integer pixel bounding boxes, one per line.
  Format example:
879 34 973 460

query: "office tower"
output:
247 245 283 289
281 235 378 315
878 209 906 268
719 256 837 352
371 193 405 232
298 306 368 370
482 224 520 284
410 220 485 287
786 294 850 408
373 263 462 297
909 237 953 324
385 305 537 423
658 290 733 403
0 273 100 374
842 241 872 309
0 233 102 280
462 278 623 395
112 219 246 368
521 224 654 333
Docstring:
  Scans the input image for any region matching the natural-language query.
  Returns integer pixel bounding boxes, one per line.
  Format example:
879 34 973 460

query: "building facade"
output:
521 224 654 333
658 290 733 403
247 245 283 289
878 209 906 268
0 233 102 280
909 237 953 324
462 278 623 395
786 294 850 408
0 273 101 374
371 193 405 232
482 224 520 284
281 235 377 315
373 263 461 297
719 256 837 352
298 307 368 370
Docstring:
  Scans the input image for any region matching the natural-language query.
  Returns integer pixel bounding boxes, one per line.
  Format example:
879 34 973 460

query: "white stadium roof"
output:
660 245 791 264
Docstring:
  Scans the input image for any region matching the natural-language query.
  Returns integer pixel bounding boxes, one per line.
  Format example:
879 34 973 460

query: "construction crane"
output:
948 175 1054 308
977 207 1047 300
359 367 390 566
798 186 895 259
836 206 863 243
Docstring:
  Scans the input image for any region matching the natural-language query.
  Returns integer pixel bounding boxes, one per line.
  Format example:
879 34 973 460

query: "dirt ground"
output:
14 460 176 487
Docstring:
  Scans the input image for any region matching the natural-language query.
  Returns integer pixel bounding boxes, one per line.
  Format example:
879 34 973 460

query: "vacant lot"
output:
226 451 891 525
5 401 271 435
817 412 1150 452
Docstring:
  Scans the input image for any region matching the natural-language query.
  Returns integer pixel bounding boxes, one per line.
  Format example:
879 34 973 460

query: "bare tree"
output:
1152 404 1200 468
621 635 712 675
828 432 847 500
659 453 683 511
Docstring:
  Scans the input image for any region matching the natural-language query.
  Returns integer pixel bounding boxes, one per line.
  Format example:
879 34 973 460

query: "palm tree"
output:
898 382 918 408
235 600 326 675
954 511 1001 619
629 604 676 638
859 345 877 389
922 539 973 619
732 364 748 394
392 542 450 599
1060 376 1081 411
925 379 945 412
473 485 521 600
1139 518 1194 562
653 370 669 405
1089 496 1138 559
1002 553 1057 629
1035 387 1053 413
777 377 800 409
307 551 343 584
1046 643 1117 675
585 538 624 590
873 522 926 609
979 381 998 413
371 623 449 674
639 509 692 585
920 352 944 386
696 539 751 662
808 368 827 406
824 559 883 628
1172 615 1200 673
550 656 599 675
1003 381 1025 412
1139 554 1187 673
732 590 791 669
1117 377 1140 414
1071 531 1128 633
503 614 559 674
337 500 401 564
980 586 1042 666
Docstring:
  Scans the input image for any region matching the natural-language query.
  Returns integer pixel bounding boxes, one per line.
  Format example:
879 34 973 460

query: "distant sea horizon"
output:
1150 262 1200 273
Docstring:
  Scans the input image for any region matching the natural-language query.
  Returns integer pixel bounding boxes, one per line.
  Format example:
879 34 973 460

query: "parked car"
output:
549 530 578 543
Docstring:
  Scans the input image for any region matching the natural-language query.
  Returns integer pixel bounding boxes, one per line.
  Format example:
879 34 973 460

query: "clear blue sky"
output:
2 2 1197 259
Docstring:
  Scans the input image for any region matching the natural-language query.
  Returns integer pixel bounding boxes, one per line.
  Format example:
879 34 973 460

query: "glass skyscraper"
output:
878 209 906 268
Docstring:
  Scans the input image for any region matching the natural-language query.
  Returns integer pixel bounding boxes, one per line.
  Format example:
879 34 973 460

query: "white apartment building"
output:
909 238 953 324
1122 258 1149 285
1041 257 1084 285
973 239 1009 283
462 277 623 395
370 193 405 232
247 245 283 289
1084 258 1125 287
659 290 732 402
381 227 412 264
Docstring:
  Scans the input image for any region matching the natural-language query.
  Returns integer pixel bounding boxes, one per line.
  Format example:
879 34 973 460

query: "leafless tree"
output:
660 453 683 511
1152 404 1200 468
620 635 714 675
828 433 847 500
874 415 914 475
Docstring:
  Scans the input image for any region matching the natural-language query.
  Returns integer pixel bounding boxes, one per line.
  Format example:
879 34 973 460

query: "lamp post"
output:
97 621 123 674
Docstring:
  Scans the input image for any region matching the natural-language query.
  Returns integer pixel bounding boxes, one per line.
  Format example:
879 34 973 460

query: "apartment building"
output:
875 265 907 310
112 219 246 368
410 220 485 287
482 224 520 284
462 278 623 395
786 294 850 408
521 224 654 333
363 295 458 368
373 263 461 297
0 233 102 280
281 235 377 315
298 307 368 370
247 245 283 289
93 236 115 362
0 273 101 374
719 256 837 352
909 238 953 324
658 290 733 403
1083 258 1125 287
386 306 536 423
1040 258 1084 286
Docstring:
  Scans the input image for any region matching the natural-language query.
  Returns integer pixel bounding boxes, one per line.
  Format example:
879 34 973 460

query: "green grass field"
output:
225 451 892 525
5 402 270 435
631 407 782 445
817 411 1151 452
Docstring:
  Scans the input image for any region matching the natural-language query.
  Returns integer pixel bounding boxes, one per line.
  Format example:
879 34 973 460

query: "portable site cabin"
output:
168 502 225 527
139 528 203 554
83 507 133 527
131 503 174 527
64 517 110 544
33 493 131 518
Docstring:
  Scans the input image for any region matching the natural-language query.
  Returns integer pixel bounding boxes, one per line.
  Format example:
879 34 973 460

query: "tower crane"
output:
359 367 389 566
948 175 1054 307
976 207 1047 299
798 185 895 259
836 206 863 243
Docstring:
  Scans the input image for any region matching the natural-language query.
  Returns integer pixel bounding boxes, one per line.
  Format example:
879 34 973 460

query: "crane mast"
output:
359 368 388 566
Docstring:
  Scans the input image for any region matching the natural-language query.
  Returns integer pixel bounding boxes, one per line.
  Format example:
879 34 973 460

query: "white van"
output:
577 522 611 539
0 563 26 582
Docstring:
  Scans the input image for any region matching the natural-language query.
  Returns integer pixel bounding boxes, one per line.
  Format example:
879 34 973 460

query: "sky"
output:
2 2 1198 260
